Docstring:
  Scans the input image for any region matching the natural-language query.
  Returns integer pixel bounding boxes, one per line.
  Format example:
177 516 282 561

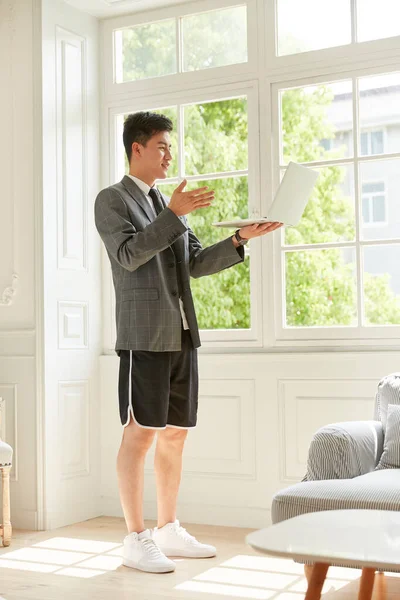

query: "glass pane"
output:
357 0 400 42
360 132 369 156
117 108 179 181
187 177 250 330
363 245 400 325
285 248 357 327
362 182 385 194
115 20 176 83
359 73 400 155
280 81 353 164
284 165 355 245
360 159 400 240
184 97 248 176
371 131 384 154
277 0 351 56
372 196 386 222
182 6 247 72
362 197 370 223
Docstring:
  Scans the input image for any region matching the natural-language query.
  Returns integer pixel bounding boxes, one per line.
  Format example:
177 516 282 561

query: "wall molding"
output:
0 274 19 306
0 2 18 309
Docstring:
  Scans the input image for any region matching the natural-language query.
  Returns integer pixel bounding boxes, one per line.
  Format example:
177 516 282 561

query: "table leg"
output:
375 572 386 600
304 564 314 583
358 568 375 600
305 563 330 600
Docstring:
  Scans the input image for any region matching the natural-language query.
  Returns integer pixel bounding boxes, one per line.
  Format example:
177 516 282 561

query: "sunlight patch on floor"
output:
0 536 124 578
175 555 358 599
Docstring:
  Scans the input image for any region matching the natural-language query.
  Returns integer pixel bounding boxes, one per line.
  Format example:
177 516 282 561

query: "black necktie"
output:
148 187 164 216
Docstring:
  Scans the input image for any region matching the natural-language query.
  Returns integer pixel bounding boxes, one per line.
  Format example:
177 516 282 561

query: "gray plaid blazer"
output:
95 175 244 352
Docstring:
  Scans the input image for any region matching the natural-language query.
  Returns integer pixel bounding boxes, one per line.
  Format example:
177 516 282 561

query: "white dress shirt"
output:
127 174 189 331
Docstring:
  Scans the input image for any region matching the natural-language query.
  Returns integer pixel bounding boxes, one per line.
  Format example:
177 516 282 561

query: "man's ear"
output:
131 141 141 159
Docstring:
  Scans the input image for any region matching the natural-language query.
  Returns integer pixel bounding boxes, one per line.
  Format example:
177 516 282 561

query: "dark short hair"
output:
123 111 173 162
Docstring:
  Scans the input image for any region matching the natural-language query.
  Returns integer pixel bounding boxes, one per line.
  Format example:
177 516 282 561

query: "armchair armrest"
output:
304 420 384 482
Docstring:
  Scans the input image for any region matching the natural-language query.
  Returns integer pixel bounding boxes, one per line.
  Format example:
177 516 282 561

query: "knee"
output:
158 427 188 448
122 421 155 455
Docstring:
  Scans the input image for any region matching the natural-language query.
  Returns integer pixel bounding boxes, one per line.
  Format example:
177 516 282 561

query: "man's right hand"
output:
168 179 214 217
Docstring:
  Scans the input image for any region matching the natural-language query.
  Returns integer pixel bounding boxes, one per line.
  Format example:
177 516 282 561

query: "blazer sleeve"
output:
94 187 187 272
187 225 245 279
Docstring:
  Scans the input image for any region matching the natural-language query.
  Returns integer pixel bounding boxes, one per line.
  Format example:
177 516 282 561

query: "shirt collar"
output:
127 174 156 196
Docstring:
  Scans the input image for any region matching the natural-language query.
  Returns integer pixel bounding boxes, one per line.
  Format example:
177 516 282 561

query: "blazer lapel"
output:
158 190 186 262
121 175 154 222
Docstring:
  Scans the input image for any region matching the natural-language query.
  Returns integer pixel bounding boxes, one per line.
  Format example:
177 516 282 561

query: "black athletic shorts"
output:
118 330 198 429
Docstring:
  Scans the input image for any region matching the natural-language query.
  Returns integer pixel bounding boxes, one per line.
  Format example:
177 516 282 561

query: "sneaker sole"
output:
122 558 175 573
158 548 216 559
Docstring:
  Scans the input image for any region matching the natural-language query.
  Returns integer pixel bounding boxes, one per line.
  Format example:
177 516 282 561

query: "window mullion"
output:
351 0 357 44
178 104 185 179
353 74 363 328
176 17 183 74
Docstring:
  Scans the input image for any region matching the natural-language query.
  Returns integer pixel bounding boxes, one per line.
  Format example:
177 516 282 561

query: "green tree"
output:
282 86 400 326
122 27 400 329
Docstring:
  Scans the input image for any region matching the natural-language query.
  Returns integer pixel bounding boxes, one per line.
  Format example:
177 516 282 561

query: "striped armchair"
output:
272 373 400 525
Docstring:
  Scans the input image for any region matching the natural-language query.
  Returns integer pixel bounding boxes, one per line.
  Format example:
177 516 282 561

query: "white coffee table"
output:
247 510 399 600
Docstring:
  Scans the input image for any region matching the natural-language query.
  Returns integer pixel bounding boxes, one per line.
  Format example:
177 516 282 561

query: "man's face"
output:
133 131 172 181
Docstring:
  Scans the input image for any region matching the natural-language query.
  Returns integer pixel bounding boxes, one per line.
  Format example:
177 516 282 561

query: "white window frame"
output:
270 64 400 348
101 0 400 353
102 82 263 350
264 0 400 77
102 0 258 99
362 180 387 226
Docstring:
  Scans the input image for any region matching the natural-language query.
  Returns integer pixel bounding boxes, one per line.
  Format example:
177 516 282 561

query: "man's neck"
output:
129 171 155 188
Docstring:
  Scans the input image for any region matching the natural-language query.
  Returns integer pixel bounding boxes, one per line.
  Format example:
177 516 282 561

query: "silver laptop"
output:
213 161 319 228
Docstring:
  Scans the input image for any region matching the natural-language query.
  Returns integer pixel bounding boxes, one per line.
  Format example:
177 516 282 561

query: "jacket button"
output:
169 263 175 268
171 290 178 297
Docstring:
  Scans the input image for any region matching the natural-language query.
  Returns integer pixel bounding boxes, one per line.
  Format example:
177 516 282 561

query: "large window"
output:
114 5 248 83
277 0 400 56
102 0 400 351
110 85 259 343
276 71 400 337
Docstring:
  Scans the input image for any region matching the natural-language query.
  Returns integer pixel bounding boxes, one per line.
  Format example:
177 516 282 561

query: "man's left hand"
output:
232 222 283 247
239 222 283 240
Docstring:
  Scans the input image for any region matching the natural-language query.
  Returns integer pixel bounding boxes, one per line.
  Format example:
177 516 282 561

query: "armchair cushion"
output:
374 373 400 430
272 468 400 524
376 404 400 470
304 420 383 481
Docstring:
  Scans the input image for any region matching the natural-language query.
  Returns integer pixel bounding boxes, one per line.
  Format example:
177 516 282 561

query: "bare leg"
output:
154 428 188 528
117 420 156 534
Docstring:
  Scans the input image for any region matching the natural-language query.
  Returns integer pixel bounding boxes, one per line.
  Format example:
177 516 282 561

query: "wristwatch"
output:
234 229 249 246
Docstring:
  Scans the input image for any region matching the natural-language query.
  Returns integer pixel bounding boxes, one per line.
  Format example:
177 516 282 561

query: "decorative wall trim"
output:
0 2 18 309
0 274 19 306
58 380 90 479
55 26 88 271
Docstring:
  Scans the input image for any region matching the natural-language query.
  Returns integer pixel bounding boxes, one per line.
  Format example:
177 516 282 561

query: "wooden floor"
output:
0 517 399 600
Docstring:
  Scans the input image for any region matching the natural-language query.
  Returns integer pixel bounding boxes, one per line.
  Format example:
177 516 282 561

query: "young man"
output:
95 111 282 574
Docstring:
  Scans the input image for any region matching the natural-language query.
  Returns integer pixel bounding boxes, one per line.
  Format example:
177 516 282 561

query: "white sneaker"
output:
123 529 176 573
153 520 217 558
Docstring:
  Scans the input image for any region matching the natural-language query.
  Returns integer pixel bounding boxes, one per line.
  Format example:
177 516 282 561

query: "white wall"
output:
0 0 41 530
100 350 400 528
41 0 102 529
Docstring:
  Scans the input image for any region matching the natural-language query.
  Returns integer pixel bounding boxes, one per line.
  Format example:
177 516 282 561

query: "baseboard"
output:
100 496 271 529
